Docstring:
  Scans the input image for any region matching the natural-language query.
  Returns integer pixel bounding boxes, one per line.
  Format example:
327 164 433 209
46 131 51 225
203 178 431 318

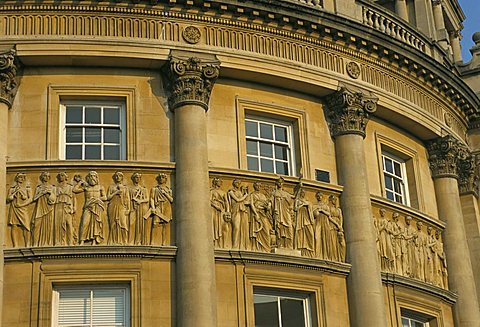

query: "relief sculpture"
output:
374 208 448 289
210 178 231 248
107 172 131 245
32 172 56 247
129 173 149 245
7 173 32 247
54 172 76 246
150 173 173 246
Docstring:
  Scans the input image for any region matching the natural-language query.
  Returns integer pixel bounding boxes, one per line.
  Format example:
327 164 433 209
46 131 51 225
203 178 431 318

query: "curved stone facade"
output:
1 1 480 327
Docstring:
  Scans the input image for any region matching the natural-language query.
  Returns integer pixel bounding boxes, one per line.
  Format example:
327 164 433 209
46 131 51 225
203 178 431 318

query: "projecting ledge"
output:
4 245 178 262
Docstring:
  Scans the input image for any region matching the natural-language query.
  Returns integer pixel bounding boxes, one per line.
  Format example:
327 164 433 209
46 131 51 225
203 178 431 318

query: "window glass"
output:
253 289 311 327
245 117 294 176
63 103 124 160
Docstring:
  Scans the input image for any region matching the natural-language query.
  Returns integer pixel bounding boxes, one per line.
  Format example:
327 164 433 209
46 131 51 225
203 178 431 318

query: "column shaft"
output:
395 0 409 21
450 32 463 63
336 134 388 326
434 178 480 326
175 104 217 327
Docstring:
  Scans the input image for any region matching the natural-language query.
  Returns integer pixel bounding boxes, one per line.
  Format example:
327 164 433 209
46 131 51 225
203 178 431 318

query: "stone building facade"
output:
0 0 479 326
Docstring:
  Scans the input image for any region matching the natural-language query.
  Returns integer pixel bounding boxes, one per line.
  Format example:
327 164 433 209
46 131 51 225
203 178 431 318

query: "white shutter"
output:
55 285 129 327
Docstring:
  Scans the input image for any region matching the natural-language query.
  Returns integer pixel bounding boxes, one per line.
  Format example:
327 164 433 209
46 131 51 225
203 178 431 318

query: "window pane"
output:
386 190 394 201
394 179 403 193
104 107 120 125
275 126 287 142
85 128 101 142
247 140 258 155
92 289 126 325
396 195 403 204
104 146 120 160
58 289 91 326
260 159 274 172
104 128 120 144
66 127 83 143
385 176 393 190
66 145 82 159
402 318 410 327
259 142 273 158
246 120 258 137
254 294 279 327
384 158 393 173
85 145 101 159
275 161 289 175
66 106 83 123
85 107 101 124
275 145 288 160
280 298 306 327
260 123 273 140
248 157 259 171
394 162 402 177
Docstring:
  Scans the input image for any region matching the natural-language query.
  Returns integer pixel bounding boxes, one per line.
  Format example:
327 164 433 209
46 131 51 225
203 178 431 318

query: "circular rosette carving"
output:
346 62 361 79
182 26 201 44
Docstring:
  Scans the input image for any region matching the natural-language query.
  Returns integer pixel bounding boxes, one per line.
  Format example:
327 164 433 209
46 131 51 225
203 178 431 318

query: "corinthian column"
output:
427 136 480 326
432 0 448 49
395 0 409 21
163 51 220 327
0 47 19 325
324 86 387 327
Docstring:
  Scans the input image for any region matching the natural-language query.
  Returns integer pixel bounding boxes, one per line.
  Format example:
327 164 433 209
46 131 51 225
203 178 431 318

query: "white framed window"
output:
52 284 130 327
60 101 126 160
401 308 434 327
253 287 312 327
245 117 295 176
382 152 410 205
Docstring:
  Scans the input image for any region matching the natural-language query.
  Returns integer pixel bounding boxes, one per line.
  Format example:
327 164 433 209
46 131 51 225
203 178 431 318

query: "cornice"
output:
0 0 478 125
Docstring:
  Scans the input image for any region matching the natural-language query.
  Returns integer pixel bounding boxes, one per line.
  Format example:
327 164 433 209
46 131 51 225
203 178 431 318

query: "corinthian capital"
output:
163 51 220 111
458 152 479 197
323 86 378 138
427 135 467 179
0 48 20 108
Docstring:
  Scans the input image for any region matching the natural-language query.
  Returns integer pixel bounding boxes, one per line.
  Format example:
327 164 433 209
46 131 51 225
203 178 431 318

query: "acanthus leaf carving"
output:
427 134 466 179
163 53 220 111
458 152 479 197
323 85 378 138
0 47 20 108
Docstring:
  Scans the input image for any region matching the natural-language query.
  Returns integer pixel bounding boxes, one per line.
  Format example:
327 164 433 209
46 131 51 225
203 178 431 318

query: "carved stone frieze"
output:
427 135 468 179
323 86 378 138
163 52 220 111
458 152 479 197
0 48 20 108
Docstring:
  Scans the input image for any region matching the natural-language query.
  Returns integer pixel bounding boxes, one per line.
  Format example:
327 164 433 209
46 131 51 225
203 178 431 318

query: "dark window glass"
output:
85 107 101 124
260 159 274 172
104 107 120 125
247 157 259 171
104 145 120 160
280 298 306 327
384 158 393 173
260 123 273 140
276 162 288 175
275 126 287 142
246 121 258 137
66 145 82 160
85 145 101 159
386 190 394 201
254 295 279 327
85 128 101 143
260 142 273 158
66 106 83 123
66 127 83 143
104 129 120 144
275 145 288 160
247 140 258 155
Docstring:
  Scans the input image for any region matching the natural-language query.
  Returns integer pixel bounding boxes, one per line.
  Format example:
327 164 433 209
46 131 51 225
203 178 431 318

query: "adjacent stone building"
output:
1 0 479 326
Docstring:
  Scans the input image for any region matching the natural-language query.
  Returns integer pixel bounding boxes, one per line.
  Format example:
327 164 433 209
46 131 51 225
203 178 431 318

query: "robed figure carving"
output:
313 192 330 260
54 172 76 246
32 172 56 247
150 173 173 246
74 171 107 245
7 173 32 247
228 179 250 250
294 189 315 257
107 172 131 245
249 182 272 252
271 177 295 249
210 178 231 248
129 173 149 245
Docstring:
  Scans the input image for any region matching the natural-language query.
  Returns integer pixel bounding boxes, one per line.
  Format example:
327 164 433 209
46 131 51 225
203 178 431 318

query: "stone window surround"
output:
47 85 137 161
36 262 140 327
244 268 325 327
235 97 310 179
375 132 424 211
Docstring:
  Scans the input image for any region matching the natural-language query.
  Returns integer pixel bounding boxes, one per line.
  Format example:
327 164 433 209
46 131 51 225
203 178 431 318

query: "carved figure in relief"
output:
210 178 231 248
312 192 330 260
73 171 107 245
377 209 396 272
271 177 295 249
150 173 173 246
425 226 436 284
228 179 250 250
54 172 76 246
402 216 417 277
327 195 345 262
7 173 32 247
129 173 149 245
294 189 315 257
107 172 131 245
31 172 56 247
433 230 448 289
414 221 426 281
248 182 272 252
391 212 403 275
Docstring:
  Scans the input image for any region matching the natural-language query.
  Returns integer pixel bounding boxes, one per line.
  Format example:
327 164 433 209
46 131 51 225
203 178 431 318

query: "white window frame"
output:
253 287 312 327
245 116 296 176
59 100 126 160
401 316 430 327
382 151 410 206
52 284 130 327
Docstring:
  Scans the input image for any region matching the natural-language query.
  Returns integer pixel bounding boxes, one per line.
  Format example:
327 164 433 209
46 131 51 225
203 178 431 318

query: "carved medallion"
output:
182 26 201 44
444 112 453 127
346 62 361 79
